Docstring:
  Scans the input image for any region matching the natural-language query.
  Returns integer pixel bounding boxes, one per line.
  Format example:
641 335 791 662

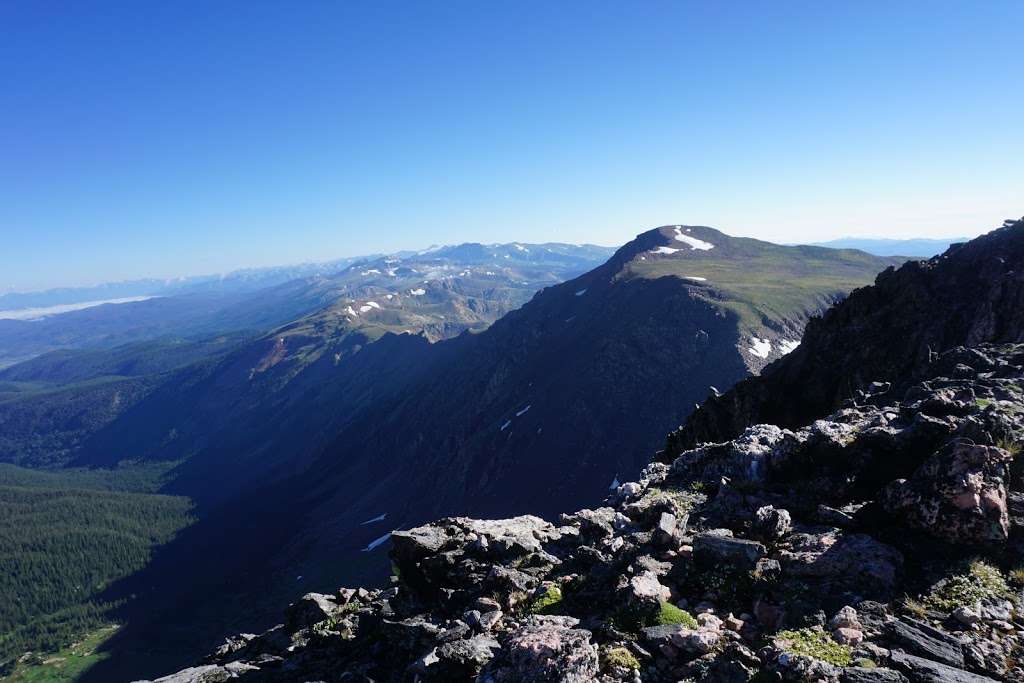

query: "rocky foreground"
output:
147 342 1024 682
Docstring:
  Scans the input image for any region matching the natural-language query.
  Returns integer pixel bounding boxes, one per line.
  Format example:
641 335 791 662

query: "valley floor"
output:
1 625 118 683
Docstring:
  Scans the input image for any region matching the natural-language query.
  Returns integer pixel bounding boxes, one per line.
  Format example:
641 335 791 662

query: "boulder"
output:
670 627 722 654
642 623 687 647
830 606 863 631
671 424 796 483
413 634 500 680
889 650 999 683
753 505 793 542
693 530 766 570
778 530 902 597
882 440 1012 544
886 619 964 669
840 667 908 683
480 619 599 682
833 628 864 646
285 593 345 629
559 507 616 539
654 511 682 547
627 570 672 612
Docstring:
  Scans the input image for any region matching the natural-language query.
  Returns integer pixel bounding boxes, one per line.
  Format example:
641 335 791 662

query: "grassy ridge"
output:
625 232 900 328
0 465 194 674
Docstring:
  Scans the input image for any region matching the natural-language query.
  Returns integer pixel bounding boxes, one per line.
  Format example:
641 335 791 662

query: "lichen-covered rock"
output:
480 617 599 683
671 423 796 483
411 634 500 680
753 505 793 542
882 440 1012 544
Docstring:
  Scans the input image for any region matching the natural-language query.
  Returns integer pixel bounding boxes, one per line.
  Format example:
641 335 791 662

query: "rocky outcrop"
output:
146 342 1024 682
882 440 1012 545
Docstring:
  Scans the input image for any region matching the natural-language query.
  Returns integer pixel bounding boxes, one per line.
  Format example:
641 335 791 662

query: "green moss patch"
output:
926 560 1012 612
528 585 563 615
602 646 640 671
652 601 698 628
776 628 852 667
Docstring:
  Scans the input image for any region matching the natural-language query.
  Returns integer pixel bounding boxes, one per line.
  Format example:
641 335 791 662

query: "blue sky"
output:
1 1 1021 291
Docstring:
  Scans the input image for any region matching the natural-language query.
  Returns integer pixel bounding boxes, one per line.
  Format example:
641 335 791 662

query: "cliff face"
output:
140 220 1024 683
670 218 1024 455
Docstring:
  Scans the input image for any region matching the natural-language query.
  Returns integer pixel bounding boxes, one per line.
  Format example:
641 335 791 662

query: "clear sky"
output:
1 1 1021 291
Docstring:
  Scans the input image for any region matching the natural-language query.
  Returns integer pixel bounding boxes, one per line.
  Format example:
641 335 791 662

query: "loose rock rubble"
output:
146 344 1024 682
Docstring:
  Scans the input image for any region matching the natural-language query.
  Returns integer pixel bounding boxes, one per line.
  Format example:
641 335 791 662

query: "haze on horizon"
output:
2 2 1021 292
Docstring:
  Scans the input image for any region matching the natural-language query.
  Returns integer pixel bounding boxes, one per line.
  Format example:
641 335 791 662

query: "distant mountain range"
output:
807 236 969 257
0 242 614 368
0 257 374 312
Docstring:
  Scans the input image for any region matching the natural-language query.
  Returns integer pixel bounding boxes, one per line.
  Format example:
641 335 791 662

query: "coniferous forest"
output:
0 464 193 673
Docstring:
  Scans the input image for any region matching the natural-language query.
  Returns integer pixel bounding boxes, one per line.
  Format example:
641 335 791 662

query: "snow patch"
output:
362 534 390 552
673 226 714 250
361 513 387 525
575 288 587 296
359 304 374 313
683 276 707 282
608 475 620 491
500 419 512 431
361 269 381 275
515 405 531 417
779 339 800 354
748 338 772 359
345 306 358 316
409 288 426 296
651 246 681 255
513 244 529 252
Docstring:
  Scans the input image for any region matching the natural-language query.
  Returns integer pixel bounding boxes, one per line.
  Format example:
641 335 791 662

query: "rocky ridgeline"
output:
678 218 1024 448
147 343 1024 682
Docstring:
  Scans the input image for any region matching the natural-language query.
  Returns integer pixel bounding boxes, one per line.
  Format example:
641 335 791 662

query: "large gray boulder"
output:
778 530 903 597
693 530 767 570
479 617 599 683
889 650 999 683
